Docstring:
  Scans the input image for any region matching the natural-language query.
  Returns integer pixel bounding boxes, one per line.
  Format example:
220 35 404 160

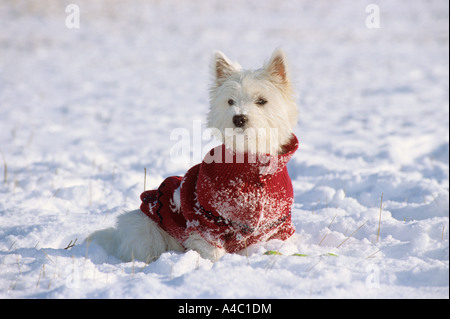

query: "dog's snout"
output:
233 114 248 128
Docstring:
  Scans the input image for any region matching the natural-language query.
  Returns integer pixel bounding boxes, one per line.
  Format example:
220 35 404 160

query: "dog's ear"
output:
213 51 241 85
265 49 290 85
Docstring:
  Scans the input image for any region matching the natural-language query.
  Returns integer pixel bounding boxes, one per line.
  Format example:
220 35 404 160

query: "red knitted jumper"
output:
140 135 299 253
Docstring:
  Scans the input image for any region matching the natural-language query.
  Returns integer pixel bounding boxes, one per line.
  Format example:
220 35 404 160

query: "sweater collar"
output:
201 134 299 178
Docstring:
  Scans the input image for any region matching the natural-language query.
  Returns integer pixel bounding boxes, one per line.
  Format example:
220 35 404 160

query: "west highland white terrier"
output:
88 49 299 262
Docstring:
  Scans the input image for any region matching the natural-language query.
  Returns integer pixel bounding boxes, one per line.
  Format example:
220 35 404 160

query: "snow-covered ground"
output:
0 0 448 299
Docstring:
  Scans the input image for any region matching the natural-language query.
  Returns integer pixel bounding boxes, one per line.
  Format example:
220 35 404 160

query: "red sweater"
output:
140 135 298 253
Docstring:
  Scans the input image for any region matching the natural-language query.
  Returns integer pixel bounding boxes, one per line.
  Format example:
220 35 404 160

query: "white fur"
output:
87 49 298 263
208 49 298 155
184 232 226 262
87 210 184 262
88 210 225 262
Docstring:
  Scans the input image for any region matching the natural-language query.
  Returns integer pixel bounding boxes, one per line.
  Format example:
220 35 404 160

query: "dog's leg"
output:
88 210 184 263
184 232 226 262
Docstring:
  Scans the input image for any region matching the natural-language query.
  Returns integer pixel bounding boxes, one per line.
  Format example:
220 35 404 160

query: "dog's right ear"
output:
213 51 241 86
265 48 290 86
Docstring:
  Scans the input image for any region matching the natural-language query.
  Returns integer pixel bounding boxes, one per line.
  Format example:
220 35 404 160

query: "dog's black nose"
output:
233 114 248 128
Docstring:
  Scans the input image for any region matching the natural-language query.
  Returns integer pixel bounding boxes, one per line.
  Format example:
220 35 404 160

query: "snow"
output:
0 0 448 299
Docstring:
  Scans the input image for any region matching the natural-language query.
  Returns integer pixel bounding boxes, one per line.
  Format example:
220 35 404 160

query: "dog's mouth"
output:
223 126 246 138
233 127 246 134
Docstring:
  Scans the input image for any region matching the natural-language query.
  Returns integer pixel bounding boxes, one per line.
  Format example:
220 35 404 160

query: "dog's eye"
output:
228 99 235 106
255 98 267 106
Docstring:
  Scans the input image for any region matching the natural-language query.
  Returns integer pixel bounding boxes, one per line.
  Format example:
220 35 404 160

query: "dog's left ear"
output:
213 51 241 86
265 49 290 85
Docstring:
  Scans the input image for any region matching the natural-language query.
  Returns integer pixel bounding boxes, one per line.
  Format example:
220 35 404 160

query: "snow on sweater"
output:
140 134 299 253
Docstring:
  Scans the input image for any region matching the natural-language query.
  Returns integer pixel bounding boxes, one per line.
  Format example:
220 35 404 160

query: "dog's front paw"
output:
184 232 226 262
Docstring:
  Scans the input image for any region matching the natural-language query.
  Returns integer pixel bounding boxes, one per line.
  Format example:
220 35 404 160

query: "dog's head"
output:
207 49 298 156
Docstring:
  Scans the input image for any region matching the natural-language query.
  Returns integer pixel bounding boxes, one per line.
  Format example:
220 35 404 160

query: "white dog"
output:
88 49 299 263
